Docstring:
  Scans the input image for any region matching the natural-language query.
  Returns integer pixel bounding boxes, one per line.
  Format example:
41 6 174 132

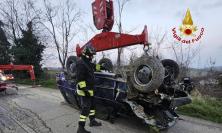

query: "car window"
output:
95 77 115 89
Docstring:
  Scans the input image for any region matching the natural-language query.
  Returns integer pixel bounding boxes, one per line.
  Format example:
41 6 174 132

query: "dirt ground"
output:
0 85 222 133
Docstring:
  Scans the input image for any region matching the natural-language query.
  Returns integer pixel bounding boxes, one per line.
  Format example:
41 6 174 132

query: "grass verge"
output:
178 96 222 123
14 78 57 89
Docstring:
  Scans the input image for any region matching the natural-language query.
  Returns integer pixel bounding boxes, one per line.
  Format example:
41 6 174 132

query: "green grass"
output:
14 79 35 85
178 96 222 123
47 70 59 74
38 78 57 88
14 78 57 89
14 70 58 89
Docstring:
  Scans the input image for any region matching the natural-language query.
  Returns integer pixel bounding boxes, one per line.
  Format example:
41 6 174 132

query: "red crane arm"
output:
76 0 149 57
76 26 148 57
0 64 36 80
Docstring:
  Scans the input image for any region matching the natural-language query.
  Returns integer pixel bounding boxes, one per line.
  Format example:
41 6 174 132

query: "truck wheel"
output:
66 56 77 79
129 56 164 93
98 58 113 72
161 59 179 80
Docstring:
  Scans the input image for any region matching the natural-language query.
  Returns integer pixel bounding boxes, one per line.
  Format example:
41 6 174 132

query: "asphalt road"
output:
0 85 222 133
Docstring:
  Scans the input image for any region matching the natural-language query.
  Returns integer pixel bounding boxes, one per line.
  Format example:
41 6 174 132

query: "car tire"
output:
161 59 179 80
66 56 78 79
98 58 113 72
129 56 165 93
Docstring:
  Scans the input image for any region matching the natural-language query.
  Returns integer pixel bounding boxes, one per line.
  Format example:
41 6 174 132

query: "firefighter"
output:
76 44 103 133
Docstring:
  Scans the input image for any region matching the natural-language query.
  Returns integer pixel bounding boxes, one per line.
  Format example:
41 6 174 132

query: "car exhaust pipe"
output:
170 97 192 108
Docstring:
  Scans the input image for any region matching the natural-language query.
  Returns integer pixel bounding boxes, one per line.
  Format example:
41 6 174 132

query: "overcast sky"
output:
44 0 222 68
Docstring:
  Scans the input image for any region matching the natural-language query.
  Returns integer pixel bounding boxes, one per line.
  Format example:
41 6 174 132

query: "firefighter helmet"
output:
82 44 96 59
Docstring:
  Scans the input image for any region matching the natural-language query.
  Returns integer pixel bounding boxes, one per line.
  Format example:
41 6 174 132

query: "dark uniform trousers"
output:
79 95 96 127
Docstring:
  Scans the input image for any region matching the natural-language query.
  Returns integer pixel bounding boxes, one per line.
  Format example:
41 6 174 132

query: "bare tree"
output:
150 28 167 58
207 57 216 73
116 0 130 67
170 41 201 78
43 0 81 69
0 0 41 44
129 51 138 64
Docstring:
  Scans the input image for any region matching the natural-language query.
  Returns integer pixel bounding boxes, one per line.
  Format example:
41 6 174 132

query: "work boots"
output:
89 119 102 127
77 126 91 133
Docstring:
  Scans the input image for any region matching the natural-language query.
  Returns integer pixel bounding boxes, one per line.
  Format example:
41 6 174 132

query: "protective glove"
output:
96 64 102 71
84 90 91 97
100 64 107 71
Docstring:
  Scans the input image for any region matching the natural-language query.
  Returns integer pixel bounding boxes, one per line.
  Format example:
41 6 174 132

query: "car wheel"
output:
161 59 179 80
66 56 78 79
98 58 113 72
129 56 165 93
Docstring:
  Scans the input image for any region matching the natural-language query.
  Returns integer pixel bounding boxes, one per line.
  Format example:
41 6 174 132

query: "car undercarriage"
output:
56 56 192 130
